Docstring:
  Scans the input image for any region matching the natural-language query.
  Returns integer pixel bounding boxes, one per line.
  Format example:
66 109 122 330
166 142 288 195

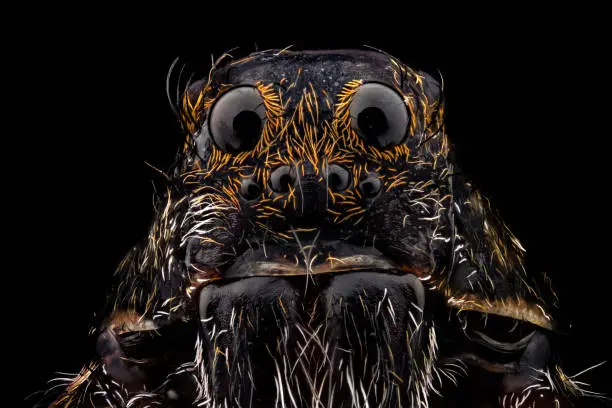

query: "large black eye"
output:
208 86 266 152
349 83 409 149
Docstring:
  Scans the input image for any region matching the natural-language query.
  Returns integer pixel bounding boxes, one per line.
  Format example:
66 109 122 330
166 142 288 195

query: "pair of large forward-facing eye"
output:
208 83 410 152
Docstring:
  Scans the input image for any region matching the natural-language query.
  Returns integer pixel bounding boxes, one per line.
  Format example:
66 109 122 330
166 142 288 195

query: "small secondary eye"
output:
324 164 350 192
349 83 410 149
239 178 262 201
208 86 266 152
359 173 382 199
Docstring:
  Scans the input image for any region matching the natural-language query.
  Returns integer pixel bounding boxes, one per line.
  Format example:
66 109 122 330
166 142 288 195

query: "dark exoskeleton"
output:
41 49 604 408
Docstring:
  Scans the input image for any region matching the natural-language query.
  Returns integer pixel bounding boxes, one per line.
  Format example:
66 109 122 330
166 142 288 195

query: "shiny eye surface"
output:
324 164 350 192
239 178 262 201
359 172 382 198
208 86 266 152
349 83 409 149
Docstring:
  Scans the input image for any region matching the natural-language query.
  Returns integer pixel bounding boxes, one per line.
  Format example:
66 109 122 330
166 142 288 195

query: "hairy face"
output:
46 50 595 408
181 51 445 279
180 51 446 407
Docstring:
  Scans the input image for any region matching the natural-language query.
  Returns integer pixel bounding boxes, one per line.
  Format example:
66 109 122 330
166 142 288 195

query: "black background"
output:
12 11 611 407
